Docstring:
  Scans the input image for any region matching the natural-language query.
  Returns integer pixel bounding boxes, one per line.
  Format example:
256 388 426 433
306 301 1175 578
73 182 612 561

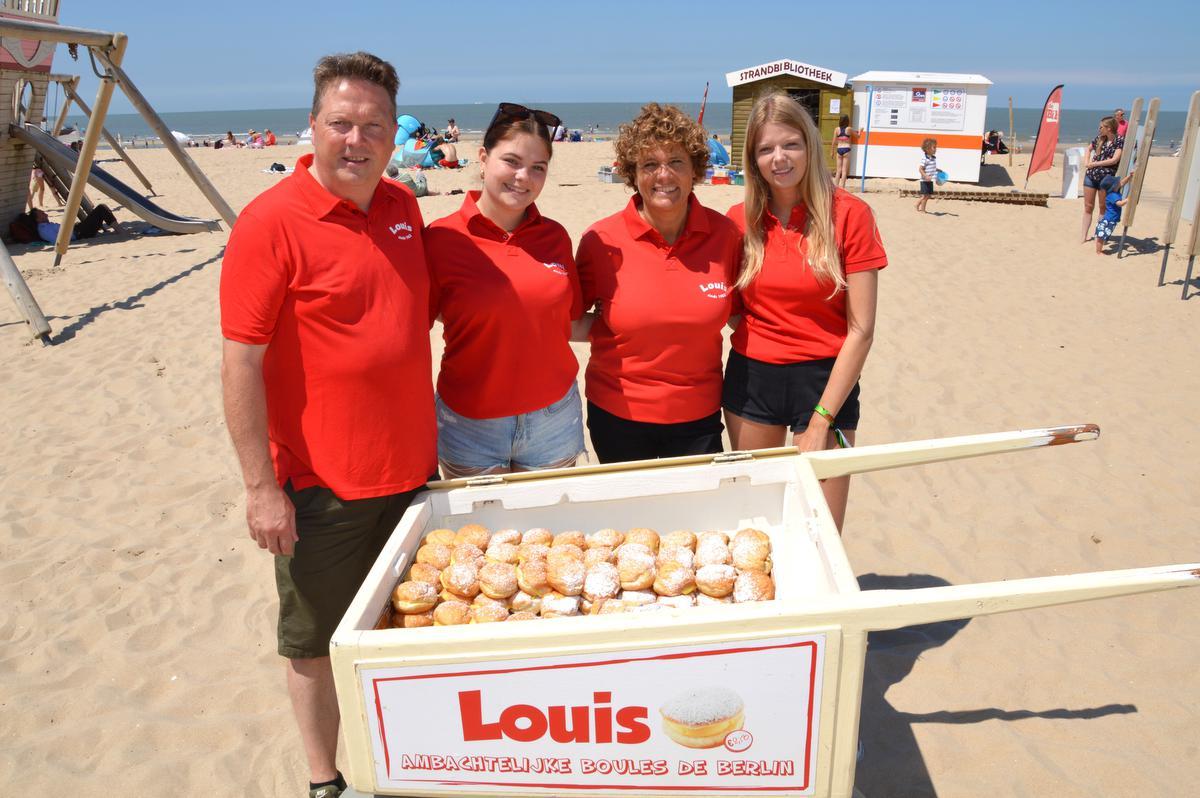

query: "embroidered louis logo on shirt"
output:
698 280 730 299
389 221 413 240
543 261 568 276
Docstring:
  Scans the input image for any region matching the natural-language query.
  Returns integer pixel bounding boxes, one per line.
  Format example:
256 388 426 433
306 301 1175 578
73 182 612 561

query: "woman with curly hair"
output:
724 93 887 529
575 102 741 463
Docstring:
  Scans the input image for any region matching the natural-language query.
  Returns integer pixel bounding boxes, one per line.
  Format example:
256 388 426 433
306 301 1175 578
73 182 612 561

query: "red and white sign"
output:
359 635 826 794
725 60 848 89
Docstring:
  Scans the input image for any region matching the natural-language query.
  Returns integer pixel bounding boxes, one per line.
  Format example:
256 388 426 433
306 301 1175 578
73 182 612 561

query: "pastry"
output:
586 528 624 549
552 530 587 549
433 600 472 626
451 543 485 567
547 543 584 563
695 564 737 598
485 541 520 564
490 528 522 547
517 542 550 563
592 598 627 615
479 561 519 599
395 610 434 628
516 559 552 596
415 542 452 570
391 580 437 613
454 523 491 549
540 591 581 618
733 570 775 603
406 562 442 586
656 594 696 609
659 687 745 749
472 593 511 611
619 589 657 607
624 527 660 552
694 535 731 567
658 545 695 569
616 543 656 590
583 546 616 568
696 592 734 606
582 562 620 603
697 530 728 546
471 603 509 623
521 527 554 545
507 610 539 622
662 529 697 551
510 590 542 614
547 556 586 596
653 561 696 597
440 562 481 599
731 528 771 572
423 528 457 547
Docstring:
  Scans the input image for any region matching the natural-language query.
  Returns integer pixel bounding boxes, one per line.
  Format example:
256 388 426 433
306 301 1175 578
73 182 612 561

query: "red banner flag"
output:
1025 84 1063 189
698 81 710 126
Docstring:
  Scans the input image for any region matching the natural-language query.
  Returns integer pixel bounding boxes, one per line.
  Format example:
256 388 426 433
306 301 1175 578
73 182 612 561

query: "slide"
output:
11 124 222 234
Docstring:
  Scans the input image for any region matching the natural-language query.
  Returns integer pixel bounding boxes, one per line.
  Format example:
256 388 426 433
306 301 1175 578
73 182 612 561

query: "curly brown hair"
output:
613 102 709 190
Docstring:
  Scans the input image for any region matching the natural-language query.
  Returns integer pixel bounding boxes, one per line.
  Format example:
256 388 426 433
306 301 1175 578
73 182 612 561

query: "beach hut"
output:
849 71 991 183
724 58 852 171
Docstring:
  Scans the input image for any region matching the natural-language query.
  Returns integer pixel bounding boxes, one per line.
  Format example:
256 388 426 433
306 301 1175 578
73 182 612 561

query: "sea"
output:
64 102 1189 153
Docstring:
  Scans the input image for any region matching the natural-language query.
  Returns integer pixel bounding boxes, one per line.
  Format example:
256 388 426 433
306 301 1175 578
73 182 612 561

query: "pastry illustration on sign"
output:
659 687 745 749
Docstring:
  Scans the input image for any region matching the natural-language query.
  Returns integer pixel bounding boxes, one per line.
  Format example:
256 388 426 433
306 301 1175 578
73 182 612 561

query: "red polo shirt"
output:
426 191 582 419
727 189 887 364
577 194 740 424
220 153 436 499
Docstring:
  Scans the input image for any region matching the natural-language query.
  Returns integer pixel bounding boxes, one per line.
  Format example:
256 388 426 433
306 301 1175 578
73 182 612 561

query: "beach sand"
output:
1 142 1197 796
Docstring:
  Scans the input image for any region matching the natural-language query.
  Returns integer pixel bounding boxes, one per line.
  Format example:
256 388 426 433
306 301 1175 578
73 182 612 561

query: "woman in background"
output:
1081 116 1123 242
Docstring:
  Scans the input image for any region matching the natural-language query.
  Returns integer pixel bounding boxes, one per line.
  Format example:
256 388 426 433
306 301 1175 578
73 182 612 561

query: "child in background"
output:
916 138 937 212
1095 173 1133 254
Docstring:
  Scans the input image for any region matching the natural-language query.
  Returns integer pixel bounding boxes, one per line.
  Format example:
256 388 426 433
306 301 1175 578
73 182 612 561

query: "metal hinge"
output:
711 452 755 464
464 475 505 487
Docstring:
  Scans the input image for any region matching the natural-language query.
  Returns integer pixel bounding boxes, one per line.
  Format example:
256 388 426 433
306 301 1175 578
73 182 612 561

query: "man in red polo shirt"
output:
220 52 435 798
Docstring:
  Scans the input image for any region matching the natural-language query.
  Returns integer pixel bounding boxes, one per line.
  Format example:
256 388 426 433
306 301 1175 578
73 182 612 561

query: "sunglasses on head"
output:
486 102 562 136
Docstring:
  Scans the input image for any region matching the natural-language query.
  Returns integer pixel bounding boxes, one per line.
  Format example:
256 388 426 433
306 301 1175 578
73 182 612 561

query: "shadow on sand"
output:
853 573 1136 797
49 248 223 345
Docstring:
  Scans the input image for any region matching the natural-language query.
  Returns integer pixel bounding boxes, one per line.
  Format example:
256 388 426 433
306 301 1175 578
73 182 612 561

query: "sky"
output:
49 0 1200 114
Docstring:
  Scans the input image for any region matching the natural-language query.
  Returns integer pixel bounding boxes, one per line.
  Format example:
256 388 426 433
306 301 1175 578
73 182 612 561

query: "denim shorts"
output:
436 382 585 472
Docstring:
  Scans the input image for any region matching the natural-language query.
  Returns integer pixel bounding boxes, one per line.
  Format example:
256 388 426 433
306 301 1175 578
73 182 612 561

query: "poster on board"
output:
870 86 966 131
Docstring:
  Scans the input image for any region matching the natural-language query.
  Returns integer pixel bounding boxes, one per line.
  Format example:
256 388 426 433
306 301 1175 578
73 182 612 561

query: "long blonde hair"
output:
738 92 842 294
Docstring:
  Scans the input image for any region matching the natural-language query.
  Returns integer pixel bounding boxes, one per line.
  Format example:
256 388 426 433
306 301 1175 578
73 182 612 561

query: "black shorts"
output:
919 180 934 195
722 350 861 433
276 480 429 658
586 401 723 464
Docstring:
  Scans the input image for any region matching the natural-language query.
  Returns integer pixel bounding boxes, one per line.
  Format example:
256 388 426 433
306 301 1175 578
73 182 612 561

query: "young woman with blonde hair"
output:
723 92 888 528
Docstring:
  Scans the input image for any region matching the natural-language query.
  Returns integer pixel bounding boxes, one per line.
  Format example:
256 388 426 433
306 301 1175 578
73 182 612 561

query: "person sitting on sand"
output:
33 205 118 242
445 118 460 142
247 130 264 149
431 137 461 168
263 128 277 146
220 130 239 149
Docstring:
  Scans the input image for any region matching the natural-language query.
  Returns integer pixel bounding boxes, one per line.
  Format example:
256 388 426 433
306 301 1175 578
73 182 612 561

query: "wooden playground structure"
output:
0 0 237 343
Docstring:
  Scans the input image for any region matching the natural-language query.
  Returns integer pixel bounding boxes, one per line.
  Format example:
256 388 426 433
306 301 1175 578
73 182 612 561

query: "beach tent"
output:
297 126 312 146
168 130 191 144
707 137 730 166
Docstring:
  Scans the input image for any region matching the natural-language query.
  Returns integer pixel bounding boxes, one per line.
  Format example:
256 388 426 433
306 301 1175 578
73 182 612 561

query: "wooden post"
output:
54 34 127 266
1115 97 1143 180
50 75 76 136
1008 96 1013 167
1117 98 1160 258
1 241 51 342
1159 90 1200 286
60 78 156 195
92 48 237 229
